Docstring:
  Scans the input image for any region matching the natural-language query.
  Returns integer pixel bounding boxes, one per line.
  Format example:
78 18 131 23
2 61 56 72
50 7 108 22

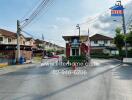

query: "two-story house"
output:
25 37 35 46
90 34 118 55
0 29 17 44
0 29 27 45
0 29 32 64
90 34 113 47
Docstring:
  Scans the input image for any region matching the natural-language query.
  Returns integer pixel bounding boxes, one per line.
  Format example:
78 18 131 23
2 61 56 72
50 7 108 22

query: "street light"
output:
20 19 29 23
16 19 28 63
76 24 80 41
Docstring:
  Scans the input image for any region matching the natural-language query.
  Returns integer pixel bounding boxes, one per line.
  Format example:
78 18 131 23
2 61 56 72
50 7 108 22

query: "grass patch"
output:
33 56 42 62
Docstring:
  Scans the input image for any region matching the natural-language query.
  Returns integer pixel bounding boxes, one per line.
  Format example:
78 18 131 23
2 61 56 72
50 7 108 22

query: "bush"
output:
62 56 67 63
91 53 109 58
90 53 120 59
120 49 132 58
56 50 64 55
68 55 86 63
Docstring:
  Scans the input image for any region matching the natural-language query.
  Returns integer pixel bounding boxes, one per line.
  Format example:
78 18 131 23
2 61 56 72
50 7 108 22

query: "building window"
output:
72 48 79 56
23 41 25 45
8 38 11 43
0 37 3 41
94 41 98 44
99 44 105 46
104 40 108 44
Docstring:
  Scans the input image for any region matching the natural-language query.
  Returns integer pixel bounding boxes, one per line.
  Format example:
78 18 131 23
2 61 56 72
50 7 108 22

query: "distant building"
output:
90 34 119 55
25 37 35 47
90 34 113 47
34 39 64 51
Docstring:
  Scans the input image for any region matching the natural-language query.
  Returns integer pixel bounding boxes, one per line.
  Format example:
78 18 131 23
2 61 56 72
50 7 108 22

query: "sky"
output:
0 0 131 47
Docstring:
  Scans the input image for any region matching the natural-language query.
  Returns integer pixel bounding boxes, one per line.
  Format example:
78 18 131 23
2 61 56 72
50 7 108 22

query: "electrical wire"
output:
20 0 42 21
21 0 55 28
21 0 50 28
22 30 35 38
21 0 54 29
126 14 132 30
79 9 109 26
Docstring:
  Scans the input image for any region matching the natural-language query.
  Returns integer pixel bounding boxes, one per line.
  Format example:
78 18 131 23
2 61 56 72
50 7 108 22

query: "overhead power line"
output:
21 0 55 28
79 10 109 26
21 0 50 28
20 0 42 21
21 0 54 29
22 30 35 38
126 14 132 30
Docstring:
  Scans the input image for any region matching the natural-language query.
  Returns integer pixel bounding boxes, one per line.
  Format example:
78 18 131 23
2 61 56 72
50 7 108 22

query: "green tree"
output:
126 31 132 46
114 28 125 56
115 27 121 34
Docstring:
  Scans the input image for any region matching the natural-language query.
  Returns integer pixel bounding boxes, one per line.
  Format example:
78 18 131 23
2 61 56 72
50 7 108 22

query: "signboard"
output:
110 5 124 16
71 38 79 47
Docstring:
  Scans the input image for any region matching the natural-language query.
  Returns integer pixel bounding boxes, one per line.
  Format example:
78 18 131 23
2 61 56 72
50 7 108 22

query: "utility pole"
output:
17 20 21 63
122 8 128 58
110 0 128 58
87 28 90 58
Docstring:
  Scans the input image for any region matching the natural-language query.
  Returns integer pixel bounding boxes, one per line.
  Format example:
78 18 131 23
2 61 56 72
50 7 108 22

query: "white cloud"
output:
27 0 132 47
80 0 132 37
56 17 71 23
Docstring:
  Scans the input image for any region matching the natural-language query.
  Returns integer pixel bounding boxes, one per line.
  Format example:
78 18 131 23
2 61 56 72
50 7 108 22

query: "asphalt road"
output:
0 59 132 100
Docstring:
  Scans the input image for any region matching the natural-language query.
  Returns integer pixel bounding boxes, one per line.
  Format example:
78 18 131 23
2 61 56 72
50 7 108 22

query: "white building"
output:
90 34 119 55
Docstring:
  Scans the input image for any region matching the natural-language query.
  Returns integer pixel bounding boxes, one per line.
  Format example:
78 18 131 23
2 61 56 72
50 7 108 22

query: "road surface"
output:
0 59 132 100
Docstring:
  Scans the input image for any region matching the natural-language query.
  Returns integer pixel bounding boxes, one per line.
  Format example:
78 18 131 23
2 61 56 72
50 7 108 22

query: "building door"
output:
72 48 79 56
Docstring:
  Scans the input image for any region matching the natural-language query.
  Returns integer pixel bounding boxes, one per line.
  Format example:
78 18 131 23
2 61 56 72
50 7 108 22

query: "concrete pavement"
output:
0 59 132 100
0 63 39 76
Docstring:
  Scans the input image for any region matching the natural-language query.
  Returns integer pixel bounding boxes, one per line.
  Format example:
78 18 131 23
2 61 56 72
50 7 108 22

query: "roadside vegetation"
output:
114 27 132 58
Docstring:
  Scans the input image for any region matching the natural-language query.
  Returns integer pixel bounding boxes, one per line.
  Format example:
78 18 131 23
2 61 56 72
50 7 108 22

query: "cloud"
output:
25 0 132 47
56 17 71 23
80 0 132 37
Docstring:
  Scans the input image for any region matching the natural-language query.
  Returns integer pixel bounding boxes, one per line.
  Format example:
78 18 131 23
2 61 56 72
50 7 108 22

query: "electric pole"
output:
122 8 128 58
17 20 21 63
110 1 128 58
87 28 90 58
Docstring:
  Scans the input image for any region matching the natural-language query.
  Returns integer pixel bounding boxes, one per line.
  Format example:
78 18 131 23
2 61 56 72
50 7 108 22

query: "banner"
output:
110 5 124 16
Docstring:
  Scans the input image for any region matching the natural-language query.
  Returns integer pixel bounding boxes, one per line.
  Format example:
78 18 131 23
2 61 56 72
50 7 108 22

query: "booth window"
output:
72 48 79 56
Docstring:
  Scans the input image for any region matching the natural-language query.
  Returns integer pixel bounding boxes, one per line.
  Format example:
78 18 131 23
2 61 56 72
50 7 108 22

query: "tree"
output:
114 28 125 56
126 31 132 46
115 27 121 34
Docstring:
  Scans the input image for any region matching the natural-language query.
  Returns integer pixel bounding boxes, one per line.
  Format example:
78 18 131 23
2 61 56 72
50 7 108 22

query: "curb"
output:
0 63 38 76
0 63 8 68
